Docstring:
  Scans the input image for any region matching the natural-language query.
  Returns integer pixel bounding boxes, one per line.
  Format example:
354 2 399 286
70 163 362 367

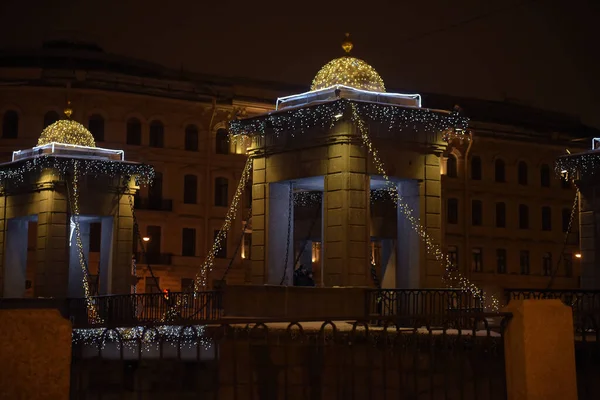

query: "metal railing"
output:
367 288 484 327
71 314 510 399
69 291 222 328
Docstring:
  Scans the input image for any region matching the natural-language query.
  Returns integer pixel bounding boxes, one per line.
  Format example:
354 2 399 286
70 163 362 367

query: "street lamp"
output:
142 236 150 242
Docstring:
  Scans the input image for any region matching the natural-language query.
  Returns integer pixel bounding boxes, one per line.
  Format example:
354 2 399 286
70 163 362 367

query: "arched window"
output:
43 111 59 128
185 124 199 151
149 120 164 148
494 159 505 183
215 128 229 154
2 110 19 139
540 164 551 187
183 174 198 204
446 155 458 178
126 118 142 145
518 161 528 185
471 156 482 180
214 177 229 206
88 114 104 142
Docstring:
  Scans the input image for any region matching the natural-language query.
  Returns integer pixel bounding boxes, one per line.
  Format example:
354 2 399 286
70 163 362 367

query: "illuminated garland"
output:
229 99 468 139
294 191 322 207
0 155 154 187
71 161 103 324
555 152 600 180
72 325 212 350
370 188 396 203
349 103 499 311
195 157 254 290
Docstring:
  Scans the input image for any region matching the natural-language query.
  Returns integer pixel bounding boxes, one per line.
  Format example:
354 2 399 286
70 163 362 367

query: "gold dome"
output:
37 104 96 148
310 33 386 93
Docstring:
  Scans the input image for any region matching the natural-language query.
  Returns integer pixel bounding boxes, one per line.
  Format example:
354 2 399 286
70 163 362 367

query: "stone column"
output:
503 299 578 400
110 191 135 294
266 182 294 285
3 218 29 297
250 156 267 284
422 154 443 288
396 180 421 288
323 142 370 287
35 185 70 298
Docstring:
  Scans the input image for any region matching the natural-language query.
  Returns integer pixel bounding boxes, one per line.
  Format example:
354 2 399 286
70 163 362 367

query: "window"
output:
543 252 552 276
181 278 194 292
214 230 227 258
471 200 483 226
471 156 482 180
518 161 528 185
89 222 101 252
126 118 142 145
183 174 198 204
494 159 505 182
446 155 458 178
562 208 571 233
496 249 507 274
146 226 162 254
519 204 529 229
2 110 19 139
541 206 552 231
145 277 161 294
520 251 530 275
43 110 59 128
495 202 506 228
214 177 229 207
540 164 551 187
215 128 229 154
564 253 573 277
447 246 459 271
472 248 483 272
182 228 196 257
447 198 458 224
88 114 104 142
185 124 199 151
149 120 164 148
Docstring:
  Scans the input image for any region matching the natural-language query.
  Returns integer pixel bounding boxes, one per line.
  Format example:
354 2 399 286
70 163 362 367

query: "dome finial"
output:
64 100 73 119
342 33 353 54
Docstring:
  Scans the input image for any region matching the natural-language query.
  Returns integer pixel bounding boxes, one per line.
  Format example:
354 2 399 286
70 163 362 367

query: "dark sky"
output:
1 0 598 128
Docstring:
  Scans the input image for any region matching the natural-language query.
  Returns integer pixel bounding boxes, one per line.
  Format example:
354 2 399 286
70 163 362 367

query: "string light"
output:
556 153 600 180
294 191 322 207
311 56 386 92
37 120 96 147
350 103 499 312
229 99 468 139
72 325 212 350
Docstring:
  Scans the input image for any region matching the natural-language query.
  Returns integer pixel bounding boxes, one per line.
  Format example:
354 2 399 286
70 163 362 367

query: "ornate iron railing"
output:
70 314 511 399
367 288 485 327
68 291 222 328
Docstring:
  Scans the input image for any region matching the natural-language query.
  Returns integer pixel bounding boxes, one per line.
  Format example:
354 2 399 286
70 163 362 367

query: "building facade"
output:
0 40 596 297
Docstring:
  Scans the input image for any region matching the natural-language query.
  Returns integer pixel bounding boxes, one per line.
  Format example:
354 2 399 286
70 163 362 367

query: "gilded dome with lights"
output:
310 33 386 93
37 104 96 148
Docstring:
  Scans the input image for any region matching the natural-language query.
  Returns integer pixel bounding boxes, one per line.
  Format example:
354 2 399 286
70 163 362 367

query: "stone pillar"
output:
35 186 69 298
266 182 294 285
68 220 90 298
3 218 29 297
422 155 443 288
111 192 135 294
0 309 72 400
396 180 421 288
578 185 600 289
323 142 370 287
251 156 267 284
99 216 114 295
503 299 578 400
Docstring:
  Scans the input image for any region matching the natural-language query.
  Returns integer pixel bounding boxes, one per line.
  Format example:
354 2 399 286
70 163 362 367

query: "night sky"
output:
0 0 598 128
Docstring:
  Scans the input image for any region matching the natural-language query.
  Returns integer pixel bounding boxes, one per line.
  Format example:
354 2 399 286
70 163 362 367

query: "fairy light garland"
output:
229 99 469 140
349 103 499 311
37 119 96 147
311 56 386 92
294 191 323 207
72 325 212 350
195 157 254 290
71 160 103 324
556 152 600 180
